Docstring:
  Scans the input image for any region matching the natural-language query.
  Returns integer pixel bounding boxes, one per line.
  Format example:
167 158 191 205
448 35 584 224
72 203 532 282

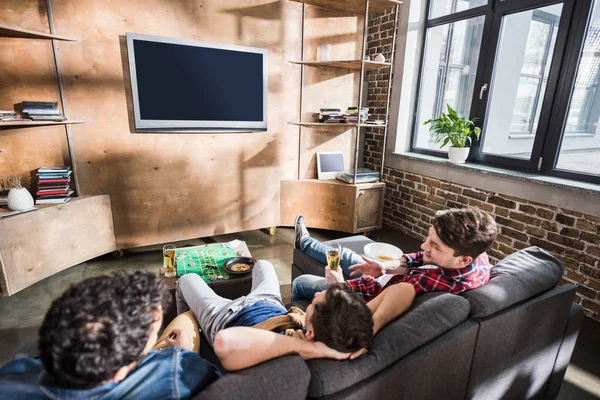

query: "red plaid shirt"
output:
346 251 492 303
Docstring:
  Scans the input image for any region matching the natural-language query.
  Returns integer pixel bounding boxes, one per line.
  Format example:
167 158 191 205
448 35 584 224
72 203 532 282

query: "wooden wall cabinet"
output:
0 195 116 296
281 179 384 233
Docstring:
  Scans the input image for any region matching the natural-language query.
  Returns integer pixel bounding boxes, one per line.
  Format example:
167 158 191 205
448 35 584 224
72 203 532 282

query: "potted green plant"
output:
0 173 34 211
423 104 481 164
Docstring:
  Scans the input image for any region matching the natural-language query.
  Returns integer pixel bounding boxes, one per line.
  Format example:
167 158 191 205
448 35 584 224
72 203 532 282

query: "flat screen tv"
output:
126 33 267 132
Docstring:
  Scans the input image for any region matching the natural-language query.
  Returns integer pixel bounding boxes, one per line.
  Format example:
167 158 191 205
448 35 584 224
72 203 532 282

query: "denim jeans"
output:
176 260 286 346
292 236 363 302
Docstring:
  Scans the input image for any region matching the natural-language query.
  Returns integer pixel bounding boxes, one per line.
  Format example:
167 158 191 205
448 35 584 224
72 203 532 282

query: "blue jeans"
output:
292 237 363 302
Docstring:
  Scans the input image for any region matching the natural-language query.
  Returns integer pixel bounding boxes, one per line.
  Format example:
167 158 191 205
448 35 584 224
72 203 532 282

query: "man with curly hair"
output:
0 271 220 399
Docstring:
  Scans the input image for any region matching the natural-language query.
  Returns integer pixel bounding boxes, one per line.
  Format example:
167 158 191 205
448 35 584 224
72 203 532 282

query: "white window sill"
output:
385 151 600 217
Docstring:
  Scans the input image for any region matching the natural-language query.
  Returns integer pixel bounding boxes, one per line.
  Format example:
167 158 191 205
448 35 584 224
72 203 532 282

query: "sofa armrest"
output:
193 355 310 400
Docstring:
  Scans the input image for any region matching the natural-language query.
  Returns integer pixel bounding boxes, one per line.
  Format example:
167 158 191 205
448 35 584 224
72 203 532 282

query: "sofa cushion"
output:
305 291 471 397
461 246 564 318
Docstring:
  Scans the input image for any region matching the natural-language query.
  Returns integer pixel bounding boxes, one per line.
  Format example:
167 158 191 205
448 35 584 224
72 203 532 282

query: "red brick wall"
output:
366 8 600 320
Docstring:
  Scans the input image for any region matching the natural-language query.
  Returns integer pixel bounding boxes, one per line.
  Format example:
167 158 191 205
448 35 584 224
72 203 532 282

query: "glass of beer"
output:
163 244 177 278
326 243 342 272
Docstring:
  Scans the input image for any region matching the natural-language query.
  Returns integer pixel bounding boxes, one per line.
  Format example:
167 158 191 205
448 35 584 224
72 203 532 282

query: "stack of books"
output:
36 167 74 204
344 107 369 124
318 108 345 123
15 101 66 121
0 110 22 122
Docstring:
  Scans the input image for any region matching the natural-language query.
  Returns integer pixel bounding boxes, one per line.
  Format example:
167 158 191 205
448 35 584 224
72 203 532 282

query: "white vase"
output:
448 147 470 164
7 188 34 211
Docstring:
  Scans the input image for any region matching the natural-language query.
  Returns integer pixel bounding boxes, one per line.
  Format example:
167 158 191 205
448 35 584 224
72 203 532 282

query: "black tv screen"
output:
126 33 268 132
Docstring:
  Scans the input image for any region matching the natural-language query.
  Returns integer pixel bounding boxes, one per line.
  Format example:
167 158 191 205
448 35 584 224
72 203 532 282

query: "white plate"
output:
363 242 403 261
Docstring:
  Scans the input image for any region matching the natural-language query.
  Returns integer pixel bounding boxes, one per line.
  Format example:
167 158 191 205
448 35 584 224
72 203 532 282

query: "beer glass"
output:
326 243 342 272
163 244 177 278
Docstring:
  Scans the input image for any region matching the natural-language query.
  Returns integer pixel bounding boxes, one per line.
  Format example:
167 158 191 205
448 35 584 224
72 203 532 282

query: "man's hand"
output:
165 328 193 351
302 341 351 361
348 256 384 278
325 266 344 285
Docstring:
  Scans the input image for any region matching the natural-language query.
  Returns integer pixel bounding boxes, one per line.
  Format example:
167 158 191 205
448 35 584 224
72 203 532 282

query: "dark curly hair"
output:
311 283 373 353
38 271 171 389
433 207 498 258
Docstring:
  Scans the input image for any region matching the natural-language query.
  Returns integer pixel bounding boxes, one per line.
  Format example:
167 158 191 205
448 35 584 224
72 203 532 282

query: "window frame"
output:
406 0 600 185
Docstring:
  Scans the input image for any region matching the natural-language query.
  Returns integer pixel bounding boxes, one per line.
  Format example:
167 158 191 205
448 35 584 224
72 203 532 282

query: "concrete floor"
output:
0 225 598 399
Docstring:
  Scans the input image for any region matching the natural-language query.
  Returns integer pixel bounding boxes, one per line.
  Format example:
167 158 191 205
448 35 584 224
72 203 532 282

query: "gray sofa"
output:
197 237 583 400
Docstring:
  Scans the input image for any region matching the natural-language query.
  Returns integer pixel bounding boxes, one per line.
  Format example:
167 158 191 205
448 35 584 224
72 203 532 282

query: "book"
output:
22 109 63 116
38 185 70 191
37 194 72 200
29 115 66 121
36 198 72 205
18 101 58 109
38 166 71 173
35 178 70 184
37 172 73 178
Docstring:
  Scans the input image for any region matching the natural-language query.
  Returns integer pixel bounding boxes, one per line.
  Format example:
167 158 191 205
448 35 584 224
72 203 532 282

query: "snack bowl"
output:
363 243 403 262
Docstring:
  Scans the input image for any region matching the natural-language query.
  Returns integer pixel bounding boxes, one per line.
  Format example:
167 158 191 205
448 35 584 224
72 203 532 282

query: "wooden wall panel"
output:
0 0 70 189
51 0 310 249
1 0 363 249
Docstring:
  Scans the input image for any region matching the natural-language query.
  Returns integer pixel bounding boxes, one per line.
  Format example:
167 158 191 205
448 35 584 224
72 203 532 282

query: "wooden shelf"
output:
289 0 402 15
288 121 387 128
290 59 391 70
0 23 78 41
0 120 86 129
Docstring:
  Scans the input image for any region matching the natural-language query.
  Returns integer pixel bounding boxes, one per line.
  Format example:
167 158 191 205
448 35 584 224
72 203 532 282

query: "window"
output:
413 6 485 152
481 4 562 160
401 0 600 184
553 0 600 177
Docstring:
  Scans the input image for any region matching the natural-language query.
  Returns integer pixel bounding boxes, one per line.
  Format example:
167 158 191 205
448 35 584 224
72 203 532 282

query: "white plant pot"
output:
7 188 34 211
448 147 470 164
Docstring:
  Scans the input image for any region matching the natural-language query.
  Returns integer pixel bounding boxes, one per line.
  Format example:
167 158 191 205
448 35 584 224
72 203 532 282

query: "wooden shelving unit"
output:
290 59 391 70
0 120 85 129
0 23 77 41
288 121 387 128
289 0 402 15
1 1 82 195
283 0 401 234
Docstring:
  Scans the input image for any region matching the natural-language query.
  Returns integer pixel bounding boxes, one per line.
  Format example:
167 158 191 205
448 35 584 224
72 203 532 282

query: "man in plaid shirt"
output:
292 207 498 336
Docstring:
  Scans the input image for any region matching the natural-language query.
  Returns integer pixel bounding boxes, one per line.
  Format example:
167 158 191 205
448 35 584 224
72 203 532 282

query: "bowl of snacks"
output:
223 257 256 275
363 243 403 262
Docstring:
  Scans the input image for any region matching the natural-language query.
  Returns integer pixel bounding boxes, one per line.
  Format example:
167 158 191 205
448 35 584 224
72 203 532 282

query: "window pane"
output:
510 77 540 133
430 0 487 19
556 0 600 175
481 4 562 159
414 16 485 152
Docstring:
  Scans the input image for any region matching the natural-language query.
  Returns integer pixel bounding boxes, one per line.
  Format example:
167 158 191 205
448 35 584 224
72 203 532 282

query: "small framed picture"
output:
316 152 345 180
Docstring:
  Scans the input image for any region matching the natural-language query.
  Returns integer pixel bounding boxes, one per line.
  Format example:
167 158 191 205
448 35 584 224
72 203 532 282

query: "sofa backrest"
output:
462 246 576 400
304 291 471 398
465 283 576 400
194 355 311 400
461 246 564 318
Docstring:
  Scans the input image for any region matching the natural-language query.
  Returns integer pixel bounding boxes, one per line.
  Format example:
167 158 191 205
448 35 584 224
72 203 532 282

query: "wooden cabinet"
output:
0 196 116 296
280 179 384 233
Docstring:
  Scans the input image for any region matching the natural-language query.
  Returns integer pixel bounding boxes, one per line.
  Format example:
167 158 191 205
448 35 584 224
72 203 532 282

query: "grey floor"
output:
0 226 598 399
